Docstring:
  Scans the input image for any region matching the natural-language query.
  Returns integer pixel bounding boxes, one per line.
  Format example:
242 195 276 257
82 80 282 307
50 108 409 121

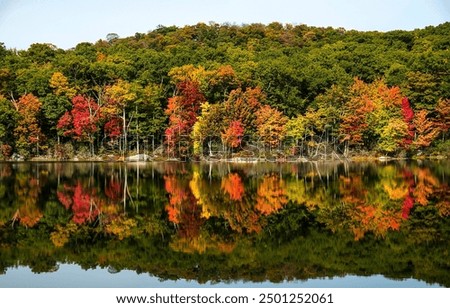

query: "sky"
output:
0 0 449 50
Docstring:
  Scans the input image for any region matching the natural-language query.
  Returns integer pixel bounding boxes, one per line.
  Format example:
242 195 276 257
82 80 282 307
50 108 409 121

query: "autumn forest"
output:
0 22 449 160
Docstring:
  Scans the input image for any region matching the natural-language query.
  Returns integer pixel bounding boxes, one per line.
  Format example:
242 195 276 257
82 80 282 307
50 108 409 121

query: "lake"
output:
0 160 448 288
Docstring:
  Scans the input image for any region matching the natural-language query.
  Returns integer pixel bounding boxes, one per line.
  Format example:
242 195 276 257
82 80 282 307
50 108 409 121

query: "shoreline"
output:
1 154 448 163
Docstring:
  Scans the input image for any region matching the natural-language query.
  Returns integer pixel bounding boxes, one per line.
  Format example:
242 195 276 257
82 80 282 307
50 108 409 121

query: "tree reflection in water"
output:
0 161 448 286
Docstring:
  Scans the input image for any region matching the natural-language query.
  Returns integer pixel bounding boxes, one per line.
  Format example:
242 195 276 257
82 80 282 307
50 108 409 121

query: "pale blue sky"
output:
0 0 449 50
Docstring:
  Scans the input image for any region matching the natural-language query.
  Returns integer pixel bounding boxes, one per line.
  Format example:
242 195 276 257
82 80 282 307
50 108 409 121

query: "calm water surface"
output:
0 161 448 287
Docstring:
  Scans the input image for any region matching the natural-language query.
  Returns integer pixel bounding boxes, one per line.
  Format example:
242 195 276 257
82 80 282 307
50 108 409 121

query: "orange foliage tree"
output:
412 167 440 206
164 175 204 239
255 105 288 148
434 98 450 140
412 109 440 149
221 173 245 201
223 87 264 134
13 174 43 228
221 120 244 150
13 93 45 156
336 174 403 240
339 79 376 154
256 174 288 215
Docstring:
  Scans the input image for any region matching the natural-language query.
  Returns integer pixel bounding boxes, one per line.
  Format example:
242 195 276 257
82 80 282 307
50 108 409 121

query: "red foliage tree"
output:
57 191 72 209
72 183 96 224
57 182 99 224
104 178 123 201
165 81 205 157
104 117 122 138
221 120 244 149
57 95 101 155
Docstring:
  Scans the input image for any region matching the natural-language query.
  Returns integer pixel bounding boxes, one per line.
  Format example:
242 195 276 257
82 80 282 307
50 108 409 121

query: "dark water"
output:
0 161 449 287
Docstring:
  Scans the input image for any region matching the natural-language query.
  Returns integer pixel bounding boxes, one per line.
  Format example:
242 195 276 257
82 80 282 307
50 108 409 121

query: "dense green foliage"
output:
0 22 449 159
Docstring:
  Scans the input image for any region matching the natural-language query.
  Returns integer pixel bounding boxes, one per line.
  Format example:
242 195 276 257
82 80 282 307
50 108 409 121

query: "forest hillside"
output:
0 22 449 160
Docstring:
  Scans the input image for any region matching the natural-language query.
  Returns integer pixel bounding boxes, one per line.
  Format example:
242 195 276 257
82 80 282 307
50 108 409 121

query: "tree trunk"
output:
123 108 127 159
136 105 140 158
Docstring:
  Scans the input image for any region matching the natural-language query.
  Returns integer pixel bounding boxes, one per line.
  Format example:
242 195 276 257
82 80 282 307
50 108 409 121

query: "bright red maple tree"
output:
103 117 122 139
57 95 102 155
165 81 205 157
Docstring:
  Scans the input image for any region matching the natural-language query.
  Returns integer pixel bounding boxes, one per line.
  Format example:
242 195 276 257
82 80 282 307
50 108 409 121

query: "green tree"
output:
405 71 439 110
0 96 18 157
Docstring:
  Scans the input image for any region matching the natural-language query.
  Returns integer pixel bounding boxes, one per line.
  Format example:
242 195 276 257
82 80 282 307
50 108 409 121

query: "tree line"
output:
0 22 449 159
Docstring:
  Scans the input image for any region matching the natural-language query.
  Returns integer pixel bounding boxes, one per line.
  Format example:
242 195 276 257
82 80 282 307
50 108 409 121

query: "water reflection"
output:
0 161 449 287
